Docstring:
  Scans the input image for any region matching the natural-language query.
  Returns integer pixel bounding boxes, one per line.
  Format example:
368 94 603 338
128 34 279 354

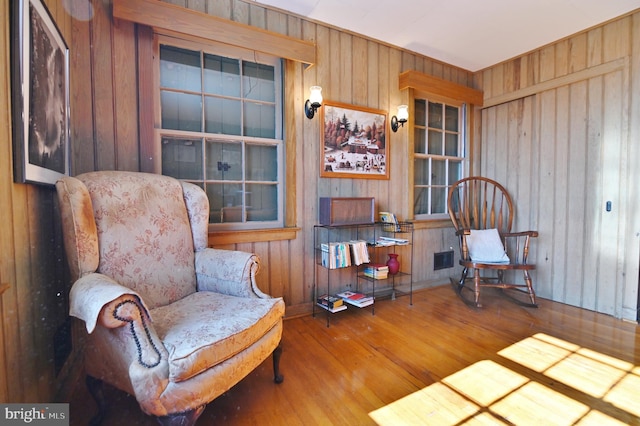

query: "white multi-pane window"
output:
158 41 283 228
413 99 466 219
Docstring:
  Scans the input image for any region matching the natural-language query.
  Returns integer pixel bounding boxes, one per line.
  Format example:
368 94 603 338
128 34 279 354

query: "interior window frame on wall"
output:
153 34 285 231
413 96 468 221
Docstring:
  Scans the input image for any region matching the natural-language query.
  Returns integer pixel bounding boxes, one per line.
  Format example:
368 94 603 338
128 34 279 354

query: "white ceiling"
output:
252 0 640 71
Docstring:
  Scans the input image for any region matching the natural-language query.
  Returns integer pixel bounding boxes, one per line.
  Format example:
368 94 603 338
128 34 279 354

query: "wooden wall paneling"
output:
374 44 390 213
554 40 569 77
340 32 353 106
112 18 139 171
187 0 206 13
535 89 556 299
597 69 625 316
366 41 380 118
352 37 368 108
553 85 570 302
207 0 232 19
493 103 509 186
302 22 322 307
137 25 155 173
491 63 504 98
505 100 521 202
267 240 287 303
568 32 587 73
92 0 117 170
582 75 604 311
587 26 603 67
285 19 305 308
539 45 556 83
69 0 95 174
266 8 287 35
622 12 640 320
516 96 536 234
25 190 42 400
249 2 265 28
603 17 630 62
10 185 29 402
0 0 17 403
232 0 249 25
351 36 368 198
565 81 589 307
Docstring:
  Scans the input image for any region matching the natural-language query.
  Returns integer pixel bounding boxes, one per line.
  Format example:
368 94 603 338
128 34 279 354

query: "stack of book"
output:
317 294 346 312
336 290 374 308
363 263 389 279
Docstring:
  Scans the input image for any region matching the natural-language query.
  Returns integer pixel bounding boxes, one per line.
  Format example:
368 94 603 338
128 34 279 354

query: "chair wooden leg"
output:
86 376 108 426
523 270 537 306
457 267 468 287
473 269 482 307
273 344 284 384
156 405 205 426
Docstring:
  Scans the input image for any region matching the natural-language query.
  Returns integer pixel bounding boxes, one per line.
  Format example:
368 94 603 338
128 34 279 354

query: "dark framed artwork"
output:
320 101 389 180
12 0 70 185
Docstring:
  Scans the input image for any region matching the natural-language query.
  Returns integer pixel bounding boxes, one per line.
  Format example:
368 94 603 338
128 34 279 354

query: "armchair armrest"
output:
71 273 170 407
195 248 270 298
70 272 151 333
502 230 538 264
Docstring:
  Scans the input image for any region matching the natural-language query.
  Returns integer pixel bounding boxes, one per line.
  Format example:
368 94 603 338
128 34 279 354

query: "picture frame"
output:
320 101 389 179
11 0 70 185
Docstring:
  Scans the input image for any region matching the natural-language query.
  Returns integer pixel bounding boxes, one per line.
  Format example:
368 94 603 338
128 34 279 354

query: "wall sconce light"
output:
391 105 409 132
305 86 323 119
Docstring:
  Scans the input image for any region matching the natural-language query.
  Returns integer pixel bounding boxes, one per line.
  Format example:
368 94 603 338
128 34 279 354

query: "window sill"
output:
411 218 454 230
208 227 300 246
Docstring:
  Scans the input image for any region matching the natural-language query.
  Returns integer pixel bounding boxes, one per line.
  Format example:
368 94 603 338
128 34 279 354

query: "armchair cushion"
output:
466 228 510 264
151 292 285 382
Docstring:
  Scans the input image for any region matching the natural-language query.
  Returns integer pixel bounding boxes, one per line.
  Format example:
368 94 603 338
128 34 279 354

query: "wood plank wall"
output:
0 0 77 404
477 11 640 320
2 0 637 406
68 0 474 318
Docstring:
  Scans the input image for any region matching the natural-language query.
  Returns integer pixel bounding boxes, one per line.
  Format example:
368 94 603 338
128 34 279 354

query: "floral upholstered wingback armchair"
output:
56 171 285 425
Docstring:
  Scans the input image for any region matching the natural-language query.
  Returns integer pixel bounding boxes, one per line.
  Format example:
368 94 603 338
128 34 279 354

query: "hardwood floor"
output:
68 285 640 425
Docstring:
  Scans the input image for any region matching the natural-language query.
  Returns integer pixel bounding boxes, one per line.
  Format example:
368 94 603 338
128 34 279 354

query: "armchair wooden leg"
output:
273 344 284 384
86 376 108 426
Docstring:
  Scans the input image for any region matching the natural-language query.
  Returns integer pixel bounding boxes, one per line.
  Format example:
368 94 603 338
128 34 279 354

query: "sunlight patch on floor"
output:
369 333 637 425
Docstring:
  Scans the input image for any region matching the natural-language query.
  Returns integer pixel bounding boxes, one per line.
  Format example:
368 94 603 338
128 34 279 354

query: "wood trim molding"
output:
399 71 484 106
209 227 300 246
113 0 316 66
483 57 628 108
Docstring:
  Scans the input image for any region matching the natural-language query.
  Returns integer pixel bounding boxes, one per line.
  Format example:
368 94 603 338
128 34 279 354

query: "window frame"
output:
153 34 286 231
413 98 467 221
399 71 483 226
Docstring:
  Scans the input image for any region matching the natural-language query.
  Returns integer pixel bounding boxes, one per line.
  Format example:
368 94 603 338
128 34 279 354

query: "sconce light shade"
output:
305 86 323 119
391 105 409 132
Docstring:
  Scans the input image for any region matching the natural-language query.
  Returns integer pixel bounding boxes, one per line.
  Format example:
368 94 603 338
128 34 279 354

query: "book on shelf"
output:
321 240 371 268
378 236 409 245
336 290 374 307
321 242 352 269
349 240 370 265
363 263 389 279
317 294 346 311
379 211 401 232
